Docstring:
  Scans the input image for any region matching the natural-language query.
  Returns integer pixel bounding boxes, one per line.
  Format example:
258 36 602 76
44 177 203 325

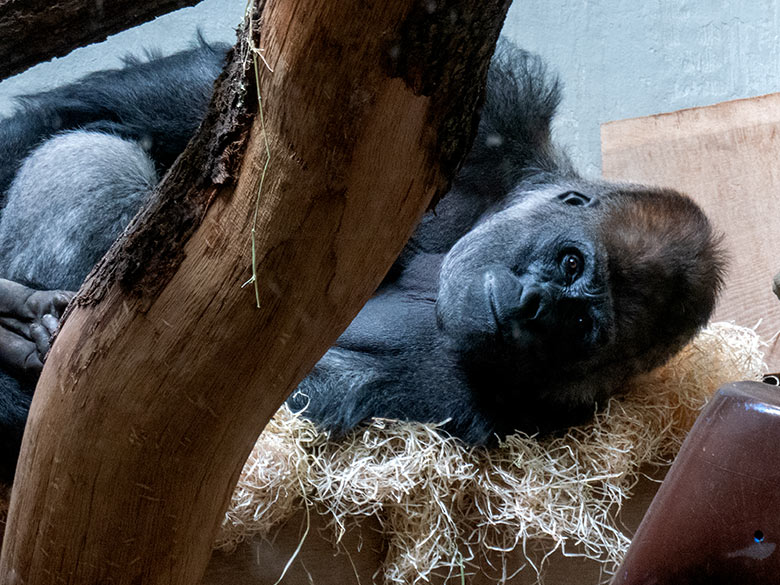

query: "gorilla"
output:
288 43 725 441
0 39 723 479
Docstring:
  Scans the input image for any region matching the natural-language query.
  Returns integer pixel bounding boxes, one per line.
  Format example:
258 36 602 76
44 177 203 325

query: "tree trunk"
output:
0 0 511 583
0 0 204 80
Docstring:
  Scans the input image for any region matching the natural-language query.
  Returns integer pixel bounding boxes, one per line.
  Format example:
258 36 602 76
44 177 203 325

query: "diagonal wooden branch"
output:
0 0 511 583
0 0 204 80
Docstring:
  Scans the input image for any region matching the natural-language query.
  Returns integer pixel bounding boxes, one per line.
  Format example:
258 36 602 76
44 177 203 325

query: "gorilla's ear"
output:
557 191 593 207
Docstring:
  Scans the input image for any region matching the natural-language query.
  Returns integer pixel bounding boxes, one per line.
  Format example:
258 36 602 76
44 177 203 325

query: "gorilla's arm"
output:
0 42 231 480
289 298 498 443
0 42 229 208
0 131 160 290
0 44 231 292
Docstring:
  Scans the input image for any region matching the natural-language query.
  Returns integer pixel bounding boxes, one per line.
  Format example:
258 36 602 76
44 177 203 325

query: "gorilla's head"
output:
435 179 725 417
598 185 725 372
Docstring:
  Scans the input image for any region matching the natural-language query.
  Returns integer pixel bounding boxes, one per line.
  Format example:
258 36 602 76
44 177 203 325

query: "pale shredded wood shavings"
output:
215 322 765 583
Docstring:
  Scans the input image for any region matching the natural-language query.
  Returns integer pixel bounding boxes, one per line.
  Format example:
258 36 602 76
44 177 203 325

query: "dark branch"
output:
0 0 203 80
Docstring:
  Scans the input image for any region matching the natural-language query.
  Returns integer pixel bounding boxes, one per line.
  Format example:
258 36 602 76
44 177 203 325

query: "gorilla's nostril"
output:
516 285 543 320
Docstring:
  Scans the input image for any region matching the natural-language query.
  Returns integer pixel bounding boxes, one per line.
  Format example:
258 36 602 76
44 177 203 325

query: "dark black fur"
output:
0 42 229 213
288 41 725 443
0 39 724 480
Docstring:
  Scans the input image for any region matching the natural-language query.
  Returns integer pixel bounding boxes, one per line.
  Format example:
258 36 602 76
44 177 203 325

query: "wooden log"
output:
0 0 511 583
0 0 203 80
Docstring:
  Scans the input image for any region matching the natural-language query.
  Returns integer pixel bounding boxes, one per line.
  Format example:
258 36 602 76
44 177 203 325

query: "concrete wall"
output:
504 0 780 176
2 0 780 176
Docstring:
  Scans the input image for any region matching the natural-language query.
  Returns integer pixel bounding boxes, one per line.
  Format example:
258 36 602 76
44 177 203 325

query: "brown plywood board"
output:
602 93 780 369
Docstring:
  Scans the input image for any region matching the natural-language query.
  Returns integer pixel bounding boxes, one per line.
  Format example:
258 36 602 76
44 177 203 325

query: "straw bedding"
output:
215 322 765 583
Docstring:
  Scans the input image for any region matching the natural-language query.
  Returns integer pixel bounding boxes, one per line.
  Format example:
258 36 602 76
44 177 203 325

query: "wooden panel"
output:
602 93 780 369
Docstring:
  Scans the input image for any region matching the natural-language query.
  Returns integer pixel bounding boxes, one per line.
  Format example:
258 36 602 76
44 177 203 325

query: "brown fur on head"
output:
600 185 726 372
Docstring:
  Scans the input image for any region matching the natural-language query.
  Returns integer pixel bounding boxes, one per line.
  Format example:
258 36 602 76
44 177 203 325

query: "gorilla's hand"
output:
0 279 74 380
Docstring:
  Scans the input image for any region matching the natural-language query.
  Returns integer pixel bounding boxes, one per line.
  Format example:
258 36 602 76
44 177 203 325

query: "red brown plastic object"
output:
611 381 780 585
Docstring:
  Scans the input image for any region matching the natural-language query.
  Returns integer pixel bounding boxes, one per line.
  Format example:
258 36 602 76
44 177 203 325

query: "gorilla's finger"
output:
29 323 51 358
23 352 44 376
24 289 75 320
0 316 29 338
0 278 38 319
0 325 42 377
41 314 60 336
51 291 76 317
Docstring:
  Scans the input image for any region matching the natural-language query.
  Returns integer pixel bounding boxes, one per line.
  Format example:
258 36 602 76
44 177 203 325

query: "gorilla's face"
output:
436 185 615 381
436 178 724 417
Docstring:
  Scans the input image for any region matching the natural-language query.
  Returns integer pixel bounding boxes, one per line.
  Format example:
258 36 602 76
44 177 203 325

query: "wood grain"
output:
0 0 511 583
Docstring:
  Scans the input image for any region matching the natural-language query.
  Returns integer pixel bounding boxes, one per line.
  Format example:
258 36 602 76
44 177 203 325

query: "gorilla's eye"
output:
561 252 583 283
576 313 593 332
558 191 591 206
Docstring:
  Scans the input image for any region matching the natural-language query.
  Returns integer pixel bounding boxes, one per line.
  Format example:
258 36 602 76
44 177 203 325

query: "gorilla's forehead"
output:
444 186 606 270
484 184 600 235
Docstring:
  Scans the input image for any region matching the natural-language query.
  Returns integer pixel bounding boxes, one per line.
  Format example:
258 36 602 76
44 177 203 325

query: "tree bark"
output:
0 0 203 80
0 0 511 583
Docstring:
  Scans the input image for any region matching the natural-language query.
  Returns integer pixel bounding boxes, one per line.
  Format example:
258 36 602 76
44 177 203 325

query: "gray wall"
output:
2 0 780 176
503 0 780 176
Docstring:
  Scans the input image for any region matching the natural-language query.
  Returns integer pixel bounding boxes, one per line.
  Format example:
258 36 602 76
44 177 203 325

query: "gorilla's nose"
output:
484 268 546 329
515 284 544 321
